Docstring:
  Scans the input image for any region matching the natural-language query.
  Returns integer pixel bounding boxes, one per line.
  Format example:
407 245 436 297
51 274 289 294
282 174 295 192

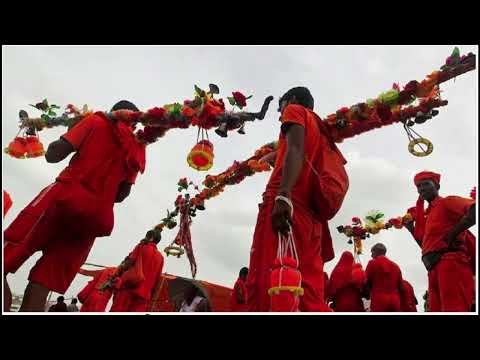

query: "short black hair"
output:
372 243 387 255
71 298 78 304
279 87 314 110
57 296 65 302
111 100 139 112
239 267 249 277
146 230 162 244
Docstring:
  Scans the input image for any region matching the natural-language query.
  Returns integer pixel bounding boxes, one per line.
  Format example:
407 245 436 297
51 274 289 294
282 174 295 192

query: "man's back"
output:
58 113 144 203
130 243 164 301
366 256 402 293
67 304 79 312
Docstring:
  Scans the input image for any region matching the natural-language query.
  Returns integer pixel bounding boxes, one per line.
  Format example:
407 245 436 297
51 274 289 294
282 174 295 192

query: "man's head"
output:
278 87 314 113
371 243 387 258
111 100 139 112
185 283 200 303
414 171 440 202
239 267 249 280
144 230 161 245
57 296 65 303
71 298 78 304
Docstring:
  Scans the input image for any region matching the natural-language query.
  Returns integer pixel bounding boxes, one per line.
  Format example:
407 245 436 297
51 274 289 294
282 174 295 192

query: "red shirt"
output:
265 104 326 208
421 196 475 255
366 256 403 294
59 112 145 204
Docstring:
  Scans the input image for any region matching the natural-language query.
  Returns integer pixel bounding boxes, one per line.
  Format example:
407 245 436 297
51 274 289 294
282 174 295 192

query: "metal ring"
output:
408 138 433 157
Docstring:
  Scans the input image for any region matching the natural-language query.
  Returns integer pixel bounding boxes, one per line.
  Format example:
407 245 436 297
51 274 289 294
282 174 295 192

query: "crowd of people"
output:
3 87 476 313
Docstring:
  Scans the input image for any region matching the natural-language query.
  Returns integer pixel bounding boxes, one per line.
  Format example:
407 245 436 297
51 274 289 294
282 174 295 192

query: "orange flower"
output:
182 107 197 117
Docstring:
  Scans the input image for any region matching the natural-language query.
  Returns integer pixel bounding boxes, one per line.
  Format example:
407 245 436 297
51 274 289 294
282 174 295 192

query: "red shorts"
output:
4 182 96 294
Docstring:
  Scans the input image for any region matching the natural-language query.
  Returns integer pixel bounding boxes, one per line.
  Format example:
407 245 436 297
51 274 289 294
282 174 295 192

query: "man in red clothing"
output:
3 100 146 312
246 87 345 312
230 267 248 312
77 267 118 312
399 279 418 312
328 251 366 312
404 171 475 312
365 243 403 312
110 230 164 312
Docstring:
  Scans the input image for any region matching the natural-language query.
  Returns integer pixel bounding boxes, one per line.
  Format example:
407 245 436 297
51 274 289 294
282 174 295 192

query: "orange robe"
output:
366 255 402 312
230 278 248 312
110 242 164 312
77 267 117 312
3 113 145 294
3 190 12 218
400 279 417 312
328 252 365 312
416 196 475 311
246 104 337 312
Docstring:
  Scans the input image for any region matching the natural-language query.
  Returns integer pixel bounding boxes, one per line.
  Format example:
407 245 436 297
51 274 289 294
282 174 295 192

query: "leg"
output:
299 222 327 312
4 276 12 312
19 282 50 312
246 201 276 312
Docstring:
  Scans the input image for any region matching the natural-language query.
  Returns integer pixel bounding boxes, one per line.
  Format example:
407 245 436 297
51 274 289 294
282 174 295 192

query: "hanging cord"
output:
403 122 428 154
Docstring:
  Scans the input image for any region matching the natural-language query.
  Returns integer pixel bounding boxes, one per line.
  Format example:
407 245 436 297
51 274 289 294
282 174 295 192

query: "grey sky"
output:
2 45 477 312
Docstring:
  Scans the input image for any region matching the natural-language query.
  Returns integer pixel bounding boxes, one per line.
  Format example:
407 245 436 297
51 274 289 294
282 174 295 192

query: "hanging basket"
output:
268 256 303 312
25 135 46 158
187 140 214 171
4 137 28 159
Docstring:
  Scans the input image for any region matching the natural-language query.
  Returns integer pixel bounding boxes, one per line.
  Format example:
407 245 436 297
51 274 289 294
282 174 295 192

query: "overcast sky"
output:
2 45 477 312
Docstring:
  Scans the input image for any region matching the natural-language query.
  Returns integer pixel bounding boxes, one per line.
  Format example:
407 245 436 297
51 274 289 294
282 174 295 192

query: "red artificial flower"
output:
403 81 418 95
182 107 197 117
352 226 365 237
175 195 184 206
146 107 166 121
338 107 350 114
232 92 247 107
352 217 362 224
376 103 392 122
470 187 476 200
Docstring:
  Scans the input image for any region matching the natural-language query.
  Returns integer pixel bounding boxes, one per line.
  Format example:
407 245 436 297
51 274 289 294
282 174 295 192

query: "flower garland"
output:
336 210 413 255
146 141 277 277
12 85 269 144
324 48 475 145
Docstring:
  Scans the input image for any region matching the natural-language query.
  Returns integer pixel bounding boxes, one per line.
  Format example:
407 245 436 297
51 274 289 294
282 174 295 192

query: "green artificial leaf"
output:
246 95 253 99
227 97 236 106
42 99 49 107
50 104 60 109
41 114 51 122
194 85 205 97
452 47 460 58
48 110 57 116
365 216 375 223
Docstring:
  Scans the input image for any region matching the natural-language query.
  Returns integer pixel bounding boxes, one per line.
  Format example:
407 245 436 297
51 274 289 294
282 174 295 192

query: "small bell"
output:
237 123 246 135
215 122 228 137
347 239 353 244
414 112 429 124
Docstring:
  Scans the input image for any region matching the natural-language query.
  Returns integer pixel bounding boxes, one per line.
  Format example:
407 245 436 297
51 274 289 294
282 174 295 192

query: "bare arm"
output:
271 124 305 235
445 204 476 247
115 181 133 203
45 138 75 163
278 124 305 196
